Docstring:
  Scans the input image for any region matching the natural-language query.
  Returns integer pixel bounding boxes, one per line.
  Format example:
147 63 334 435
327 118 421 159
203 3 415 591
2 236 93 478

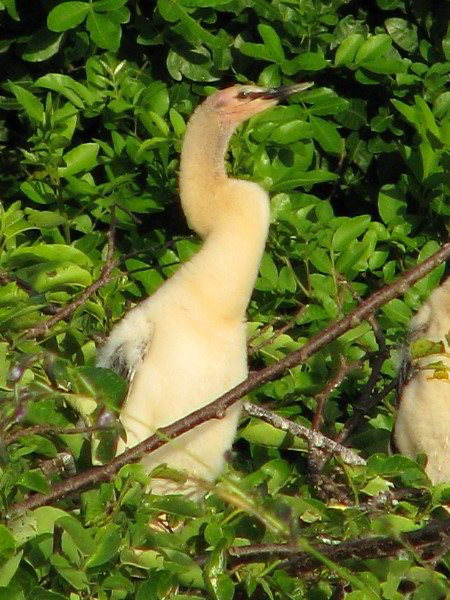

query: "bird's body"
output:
392 277 450 483
97 83 312 494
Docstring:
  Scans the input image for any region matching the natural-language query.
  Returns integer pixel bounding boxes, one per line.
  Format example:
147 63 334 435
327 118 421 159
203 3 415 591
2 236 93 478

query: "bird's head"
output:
205 82 313 128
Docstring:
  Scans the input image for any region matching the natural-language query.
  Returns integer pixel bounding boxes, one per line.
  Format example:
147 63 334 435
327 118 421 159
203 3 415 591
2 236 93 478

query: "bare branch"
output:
4 423 115 446
311 357 359 431
244 401 366 467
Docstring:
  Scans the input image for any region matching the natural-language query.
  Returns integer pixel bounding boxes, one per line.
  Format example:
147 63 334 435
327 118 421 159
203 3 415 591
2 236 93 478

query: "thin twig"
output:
0 271 61 315
311 357 359 431
4 424 115 446
24 210 119 340
226 517 450 574
334 280 390 446
8 240 450 516
337 378 398 445
249 305 308 356
308 357 362 473
244 401 366 467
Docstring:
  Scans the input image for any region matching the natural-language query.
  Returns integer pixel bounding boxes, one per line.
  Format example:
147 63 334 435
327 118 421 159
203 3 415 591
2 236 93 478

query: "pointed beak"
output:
240 81 314 101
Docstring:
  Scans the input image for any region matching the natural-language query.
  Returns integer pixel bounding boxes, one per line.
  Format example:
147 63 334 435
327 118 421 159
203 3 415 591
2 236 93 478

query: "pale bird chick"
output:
97 82 313 496
392 277 450 483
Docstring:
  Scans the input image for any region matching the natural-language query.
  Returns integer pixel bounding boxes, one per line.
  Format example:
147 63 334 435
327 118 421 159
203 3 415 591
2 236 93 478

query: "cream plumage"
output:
97 83 312 495
392 277 450 483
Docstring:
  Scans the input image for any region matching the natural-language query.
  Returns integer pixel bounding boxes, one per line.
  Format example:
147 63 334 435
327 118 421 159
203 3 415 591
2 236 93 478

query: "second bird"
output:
392 277 450 484
97 82 312 495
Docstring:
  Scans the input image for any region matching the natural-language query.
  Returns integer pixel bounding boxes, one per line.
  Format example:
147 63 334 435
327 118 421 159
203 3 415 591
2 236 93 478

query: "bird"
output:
391 276 450 484
97 82 313 495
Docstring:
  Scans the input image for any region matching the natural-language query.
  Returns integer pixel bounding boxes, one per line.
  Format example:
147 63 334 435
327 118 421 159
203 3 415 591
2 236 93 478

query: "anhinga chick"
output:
392 277 450 484
97 82 313 495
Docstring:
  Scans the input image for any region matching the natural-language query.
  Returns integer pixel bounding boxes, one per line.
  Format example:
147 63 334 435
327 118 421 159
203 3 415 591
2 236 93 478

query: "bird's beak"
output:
242 82 314 101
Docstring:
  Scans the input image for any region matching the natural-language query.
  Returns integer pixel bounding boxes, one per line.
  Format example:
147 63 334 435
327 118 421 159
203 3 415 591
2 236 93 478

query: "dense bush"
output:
1 0 450 598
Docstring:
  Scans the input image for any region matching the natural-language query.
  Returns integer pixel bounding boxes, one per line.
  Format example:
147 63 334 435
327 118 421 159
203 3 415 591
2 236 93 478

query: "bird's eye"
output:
237 90 250 100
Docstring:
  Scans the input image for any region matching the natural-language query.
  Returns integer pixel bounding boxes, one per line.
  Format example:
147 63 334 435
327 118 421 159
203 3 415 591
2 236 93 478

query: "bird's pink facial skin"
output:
210 86 279 127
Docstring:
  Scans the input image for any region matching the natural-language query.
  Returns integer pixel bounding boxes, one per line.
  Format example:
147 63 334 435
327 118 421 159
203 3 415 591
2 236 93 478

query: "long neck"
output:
183 182 270 321
178 101 270 321
179 102 235 238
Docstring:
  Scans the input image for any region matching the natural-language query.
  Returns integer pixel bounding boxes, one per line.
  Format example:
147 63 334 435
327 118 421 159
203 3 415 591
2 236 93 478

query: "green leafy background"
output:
1 0 450 598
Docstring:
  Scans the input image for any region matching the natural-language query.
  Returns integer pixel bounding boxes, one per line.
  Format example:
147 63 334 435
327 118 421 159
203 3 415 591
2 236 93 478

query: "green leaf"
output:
169 108 186 136
335 240 366 274
205 573 234 600
18 434 57 458
158 0 223 49
147 496 200 518
415 95 440 138
0 526 15 563
240 420 304 449
22 30 65 63
58 142 99 176
15 262 92 292
355 34 392 63
50 554 89 590
378 184 407 224
306 87 349 116
102 574 135 593
235 40 271 62
391 99 419 128
94 0 129 9
35 74 96 107
273 170 338 191
332 215 371 251
433 91 450 119
419 140 437 179
55 516 95 556
47 2 90 32
166 48 219 82
18 470 50 493
309 115 342 155
86 11 121 51
3 0 19 20
9 84 44 122
309 248 333 275
0 551 23 587
381 298 413 325
269 120 313 144
85 525 122 568
385 18 418 52
10 244 92 267
259 253 278 288
24 209 66 228
258 24 285 63
180 0 232 5
335 34 365 65
281 52 326 74
371 515 419 536
278 266 297 293
26 591 67 600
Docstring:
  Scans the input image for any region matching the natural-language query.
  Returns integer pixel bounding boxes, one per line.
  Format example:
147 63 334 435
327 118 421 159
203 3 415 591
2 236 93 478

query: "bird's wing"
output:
396 350 413 407
101 335 149 383
97 309 154 386
95 314 154 452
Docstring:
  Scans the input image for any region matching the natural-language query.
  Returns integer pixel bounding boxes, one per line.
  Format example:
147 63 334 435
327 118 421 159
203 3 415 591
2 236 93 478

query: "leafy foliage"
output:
1 0 450 598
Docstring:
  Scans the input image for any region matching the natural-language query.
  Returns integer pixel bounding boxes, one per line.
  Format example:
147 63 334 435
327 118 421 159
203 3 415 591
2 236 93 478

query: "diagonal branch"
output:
8 239 450 517
243 401 366 466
